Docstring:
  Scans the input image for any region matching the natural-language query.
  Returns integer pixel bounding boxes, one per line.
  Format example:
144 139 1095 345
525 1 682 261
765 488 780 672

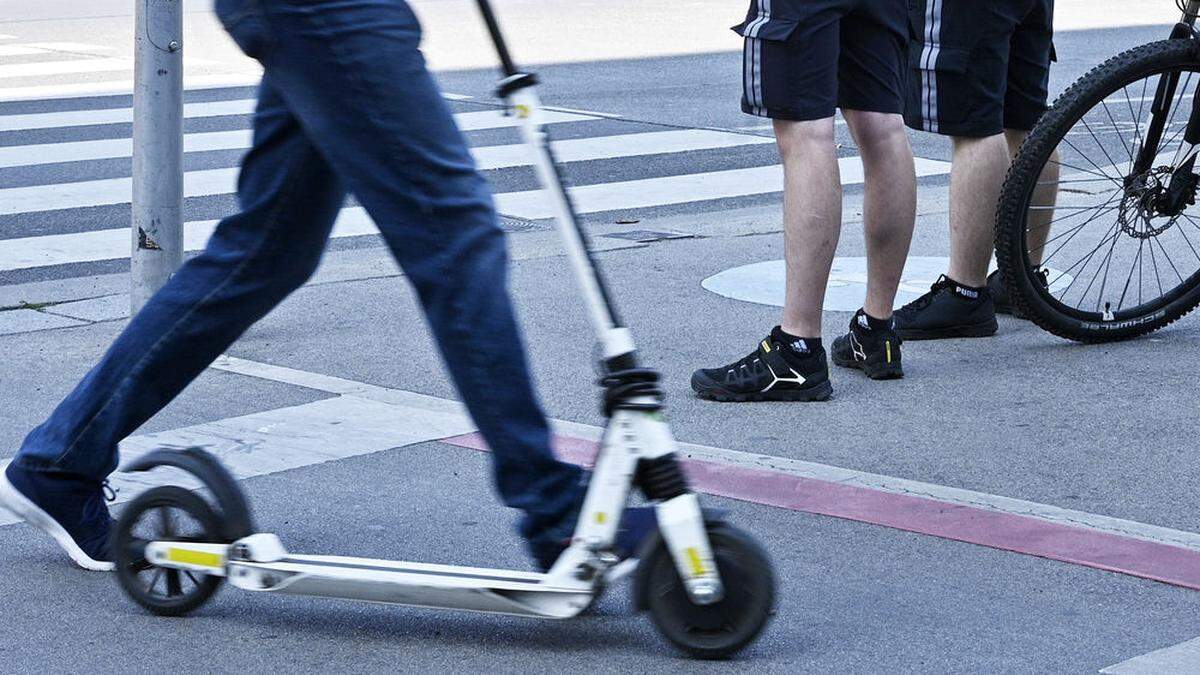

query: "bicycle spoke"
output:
1092 220 1126 311
1117 237 1144 310
1040 177 1122 186
1050 220 1121 294
1058 219 1121 305
1151 232 1186 284
1037 194 1124 263
1176 212 1200 262
1048 157 1128 183
1099 98 1134 164
1059 136 1126 189
1081 114 1124 175
1030 203 1118 212
1036 202 1121 253
1124 82 1147 163
1146 231 1167 296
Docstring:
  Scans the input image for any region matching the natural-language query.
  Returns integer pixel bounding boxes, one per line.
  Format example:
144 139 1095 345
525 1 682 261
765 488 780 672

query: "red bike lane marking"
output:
442 431 1200 591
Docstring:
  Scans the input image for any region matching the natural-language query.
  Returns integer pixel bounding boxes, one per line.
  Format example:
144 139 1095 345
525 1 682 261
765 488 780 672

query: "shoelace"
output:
101 480 118 503
724 348 766 382
900 275 955 312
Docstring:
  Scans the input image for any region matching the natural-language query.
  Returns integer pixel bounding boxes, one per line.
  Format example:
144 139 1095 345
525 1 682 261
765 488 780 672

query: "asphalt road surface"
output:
1 1 1199 673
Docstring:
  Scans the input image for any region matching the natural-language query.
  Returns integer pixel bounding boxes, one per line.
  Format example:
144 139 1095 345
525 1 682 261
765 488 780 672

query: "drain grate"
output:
603 229 697 243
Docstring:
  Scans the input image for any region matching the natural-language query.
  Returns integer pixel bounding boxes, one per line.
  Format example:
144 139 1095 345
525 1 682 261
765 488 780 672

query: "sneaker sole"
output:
832 353 904 380
898 319 998 341
694 380 833 403
0 473 114 572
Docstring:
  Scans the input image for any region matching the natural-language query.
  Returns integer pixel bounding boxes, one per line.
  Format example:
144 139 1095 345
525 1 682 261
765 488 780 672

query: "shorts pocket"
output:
731 18 800 42
908 41 970 75
908 41 972 125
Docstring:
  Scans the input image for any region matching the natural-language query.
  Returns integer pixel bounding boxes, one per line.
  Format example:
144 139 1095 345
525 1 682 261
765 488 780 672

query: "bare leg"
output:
947 133 1011 286
776 117 842 337
1005 128 1060 267
842 110 917 319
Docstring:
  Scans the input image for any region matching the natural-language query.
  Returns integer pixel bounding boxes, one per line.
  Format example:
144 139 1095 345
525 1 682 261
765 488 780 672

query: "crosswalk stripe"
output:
0 58 138 79
0 125 766 212
0 155 951 273
495 157 953 219
0 45 46 57
0 57 219 80
0 98 259 132
20 42 116 54
0 72 263 102
0 126 767 169
0 207 375 272
0 93 486 133
0 81 950 274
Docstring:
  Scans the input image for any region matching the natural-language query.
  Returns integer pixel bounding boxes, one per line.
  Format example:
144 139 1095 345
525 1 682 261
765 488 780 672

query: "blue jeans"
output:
16 0 583 555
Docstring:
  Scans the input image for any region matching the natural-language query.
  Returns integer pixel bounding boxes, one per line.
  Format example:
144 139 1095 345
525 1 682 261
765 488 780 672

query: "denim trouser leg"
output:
20 0 585 552
221 0 585 548
17 79 345 479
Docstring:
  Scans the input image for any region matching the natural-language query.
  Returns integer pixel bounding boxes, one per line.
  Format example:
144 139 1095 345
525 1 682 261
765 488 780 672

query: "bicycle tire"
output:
996 38 1200 342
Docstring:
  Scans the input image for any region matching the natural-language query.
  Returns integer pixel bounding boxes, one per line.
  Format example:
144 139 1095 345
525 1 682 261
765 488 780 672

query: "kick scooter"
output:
111 0 776 659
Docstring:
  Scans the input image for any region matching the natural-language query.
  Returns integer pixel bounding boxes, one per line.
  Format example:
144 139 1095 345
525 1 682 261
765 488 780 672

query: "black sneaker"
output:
0 462 115 571
989 269 1048 319
691 330 832 402
832 310 903 380
893 275 997 340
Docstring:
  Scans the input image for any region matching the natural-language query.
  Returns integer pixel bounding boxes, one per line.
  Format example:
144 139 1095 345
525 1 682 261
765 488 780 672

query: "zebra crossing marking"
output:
0 81 951 273
494 157 952 220
0 57 212 79
0 126 769 169
0 73 263 102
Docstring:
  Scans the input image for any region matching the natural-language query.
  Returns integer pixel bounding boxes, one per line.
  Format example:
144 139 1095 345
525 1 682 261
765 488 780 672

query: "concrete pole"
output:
131 0 184 313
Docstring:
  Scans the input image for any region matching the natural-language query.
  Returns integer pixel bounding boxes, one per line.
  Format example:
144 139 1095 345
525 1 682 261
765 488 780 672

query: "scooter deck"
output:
229 554 594 618
144 533 601 619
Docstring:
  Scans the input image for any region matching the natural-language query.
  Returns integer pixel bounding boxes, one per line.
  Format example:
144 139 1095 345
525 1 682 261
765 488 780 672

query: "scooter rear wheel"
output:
634 522 775 659
114 486 225 617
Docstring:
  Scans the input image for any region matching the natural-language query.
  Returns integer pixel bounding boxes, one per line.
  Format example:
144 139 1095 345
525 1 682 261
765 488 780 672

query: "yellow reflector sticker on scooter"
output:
167 548 224 569
595 512 607 525
685 547 706 577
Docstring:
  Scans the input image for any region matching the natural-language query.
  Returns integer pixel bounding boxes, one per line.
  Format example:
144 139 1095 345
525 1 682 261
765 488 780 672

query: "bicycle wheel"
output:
997 39 1200 342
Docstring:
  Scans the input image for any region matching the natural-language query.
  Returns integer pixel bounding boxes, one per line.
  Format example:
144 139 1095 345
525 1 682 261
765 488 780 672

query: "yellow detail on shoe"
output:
686 547 707 577
761 340 771 353
166 547 224 569
886 341 892 363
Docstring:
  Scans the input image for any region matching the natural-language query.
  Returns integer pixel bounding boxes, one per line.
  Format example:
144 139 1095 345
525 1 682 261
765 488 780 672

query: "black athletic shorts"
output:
906 0 1055 137
733 0 908 121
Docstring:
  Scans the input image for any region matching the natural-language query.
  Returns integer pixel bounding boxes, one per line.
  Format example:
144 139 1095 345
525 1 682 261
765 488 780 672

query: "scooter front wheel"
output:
634 522 775 659
114 486 225 617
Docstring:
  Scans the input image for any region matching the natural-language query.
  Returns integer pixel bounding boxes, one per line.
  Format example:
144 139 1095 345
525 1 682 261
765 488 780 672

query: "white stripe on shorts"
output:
921 0 943 133
743 0 771 115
